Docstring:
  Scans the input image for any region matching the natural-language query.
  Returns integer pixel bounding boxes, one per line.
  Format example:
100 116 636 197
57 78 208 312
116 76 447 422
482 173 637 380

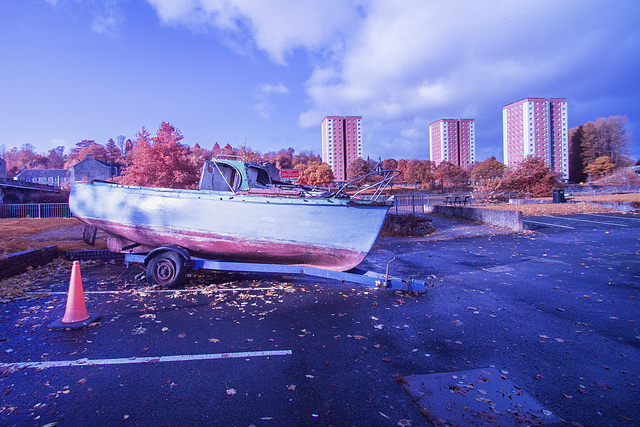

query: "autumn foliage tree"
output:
114 122 201 189
104 138 124 163
296 162 334 186
569 115 634 182
3 144 40 173
434 161 469 190
346 157 372 182
585 155 615 178
402 160 433 185
471 157 505 182
473 156 562 201
500 155 562 198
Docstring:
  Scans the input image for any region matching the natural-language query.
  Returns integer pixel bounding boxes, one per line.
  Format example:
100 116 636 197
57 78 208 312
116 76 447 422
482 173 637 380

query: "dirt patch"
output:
477 193 639 217
379 214 436 237
571 193 640 203
0 218 107 255
478 201 626 217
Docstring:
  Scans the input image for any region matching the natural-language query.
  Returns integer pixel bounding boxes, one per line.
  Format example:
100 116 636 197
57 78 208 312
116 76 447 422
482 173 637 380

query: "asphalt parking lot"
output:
1 212 639 426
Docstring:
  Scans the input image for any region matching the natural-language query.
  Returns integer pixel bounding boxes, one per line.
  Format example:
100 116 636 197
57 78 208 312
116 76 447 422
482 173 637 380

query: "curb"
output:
65 249 125 262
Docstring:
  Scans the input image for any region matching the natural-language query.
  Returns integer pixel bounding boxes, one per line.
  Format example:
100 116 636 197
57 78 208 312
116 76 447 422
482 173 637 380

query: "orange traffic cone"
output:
48 261 101 330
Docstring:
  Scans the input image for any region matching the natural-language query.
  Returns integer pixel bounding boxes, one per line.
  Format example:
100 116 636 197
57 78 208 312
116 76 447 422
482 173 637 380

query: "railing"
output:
392 186 640 215
393 193 472 215
0 177 60 192
0 203 72 219
563 185 640 197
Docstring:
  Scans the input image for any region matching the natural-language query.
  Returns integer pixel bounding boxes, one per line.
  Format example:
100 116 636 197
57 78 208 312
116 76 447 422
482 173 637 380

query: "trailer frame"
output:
125 248 428 293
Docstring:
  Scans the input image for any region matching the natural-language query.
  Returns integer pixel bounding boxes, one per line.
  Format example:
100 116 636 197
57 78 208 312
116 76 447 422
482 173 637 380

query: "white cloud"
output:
146 0 365 64
92 15 120 36
144 0 640 158
254 82 290 119
90 0 125 37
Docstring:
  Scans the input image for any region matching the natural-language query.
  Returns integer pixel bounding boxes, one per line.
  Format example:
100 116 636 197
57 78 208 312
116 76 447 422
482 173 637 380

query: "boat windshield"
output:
247 166 271 188
209 163 241 192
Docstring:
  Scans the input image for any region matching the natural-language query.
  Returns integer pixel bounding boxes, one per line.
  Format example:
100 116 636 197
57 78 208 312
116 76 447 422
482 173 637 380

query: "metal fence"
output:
392 185 640 215
563 185 640 197
0 203 72 219
393 193 472 216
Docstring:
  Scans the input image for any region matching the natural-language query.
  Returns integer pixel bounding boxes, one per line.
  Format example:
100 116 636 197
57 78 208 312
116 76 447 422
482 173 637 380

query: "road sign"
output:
280 168 300 181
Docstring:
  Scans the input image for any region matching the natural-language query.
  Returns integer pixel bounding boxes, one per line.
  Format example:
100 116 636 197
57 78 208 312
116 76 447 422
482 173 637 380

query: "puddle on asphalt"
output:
402 368 562 426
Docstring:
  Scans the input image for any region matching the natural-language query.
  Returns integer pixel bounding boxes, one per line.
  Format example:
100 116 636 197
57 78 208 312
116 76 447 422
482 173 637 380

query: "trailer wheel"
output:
147 251 186 288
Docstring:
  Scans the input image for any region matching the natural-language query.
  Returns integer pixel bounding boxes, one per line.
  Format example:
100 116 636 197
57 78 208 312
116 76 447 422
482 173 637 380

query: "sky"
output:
1 0 639 163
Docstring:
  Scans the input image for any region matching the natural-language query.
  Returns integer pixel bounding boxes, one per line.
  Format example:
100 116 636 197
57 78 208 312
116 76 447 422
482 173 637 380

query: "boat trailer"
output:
124 248 428 293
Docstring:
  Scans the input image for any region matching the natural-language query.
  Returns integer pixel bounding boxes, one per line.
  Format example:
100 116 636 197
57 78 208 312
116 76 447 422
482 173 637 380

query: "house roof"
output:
14 168 70 179
73 155 123 169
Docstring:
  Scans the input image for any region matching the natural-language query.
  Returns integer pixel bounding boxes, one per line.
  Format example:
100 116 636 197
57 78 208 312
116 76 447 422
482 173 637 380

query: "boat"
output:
69 157 397 283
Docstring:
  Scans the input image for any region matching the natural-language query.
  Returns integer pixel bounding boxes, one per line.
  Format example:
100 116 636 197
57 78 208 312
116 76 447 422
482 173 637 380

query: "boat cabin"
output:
199 157 273 192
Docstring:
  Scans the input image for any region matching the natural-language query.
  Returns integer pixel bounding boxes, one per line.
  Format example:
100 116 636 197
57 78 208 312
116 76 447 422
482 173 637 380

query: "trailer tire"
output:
147 251 186 288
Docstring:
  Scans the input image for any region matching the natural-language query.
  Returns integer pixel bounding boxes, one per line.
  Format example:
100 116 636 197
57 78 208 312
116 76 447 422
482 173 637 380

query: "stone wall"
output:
424 205 524 231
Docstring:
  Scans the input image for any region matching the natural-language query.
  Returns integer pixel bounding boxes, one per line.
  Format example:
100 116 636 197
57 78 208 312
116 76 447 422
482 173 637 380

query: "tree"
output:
473 177 505 203
70 140 95 157
346 157 371 181
580 116 633 169
275 150 294 170
585 156 615 178
403 159 433 184
382 158 398 171
396 159 409 183
568 126 587 183
471 157 505 182
211 142 222 157
434 161 469 189
105 138 123 163
297 163 334 186
381 158 402 185
4 145 39 173
64 142 109 168
47 146 66 169
188 144 212 176
293 150 321 167
114 122 201 189
500 155 562 198
235 144 262 163
116 135 127 154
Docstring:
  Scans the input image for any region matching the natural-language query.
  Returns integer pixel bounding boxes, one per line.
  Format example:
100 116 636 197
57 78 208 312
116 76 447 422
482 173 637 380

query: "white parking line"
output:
28 287 284 296
1 350 293 371
523 219 575 229
584 213 640 222
548 216 628 227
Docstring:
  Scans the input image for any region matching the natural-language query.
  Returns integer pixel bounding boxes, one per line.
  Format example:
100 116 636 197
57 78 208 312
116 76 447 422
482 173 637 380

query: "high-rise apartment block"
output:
321 116 363 182
429 119 476 168
502 98 568 179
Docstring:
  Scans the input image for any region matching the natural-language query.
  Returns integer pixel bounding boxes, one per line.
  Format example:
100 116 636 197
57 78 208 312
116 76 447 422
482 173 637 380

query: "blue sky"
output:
1 0 639 162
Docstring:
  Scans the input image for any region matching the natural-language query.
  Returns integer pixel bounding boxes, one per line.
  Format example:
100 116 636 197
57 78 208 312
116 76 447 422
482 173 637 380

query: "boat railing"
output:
214 154 246 162
332 170 401 202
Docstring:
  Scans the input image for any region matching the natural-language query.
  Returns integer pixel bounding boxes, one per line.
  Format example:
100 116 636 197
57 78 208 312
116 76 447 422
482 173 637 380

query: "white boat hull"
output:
69 182 389 271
